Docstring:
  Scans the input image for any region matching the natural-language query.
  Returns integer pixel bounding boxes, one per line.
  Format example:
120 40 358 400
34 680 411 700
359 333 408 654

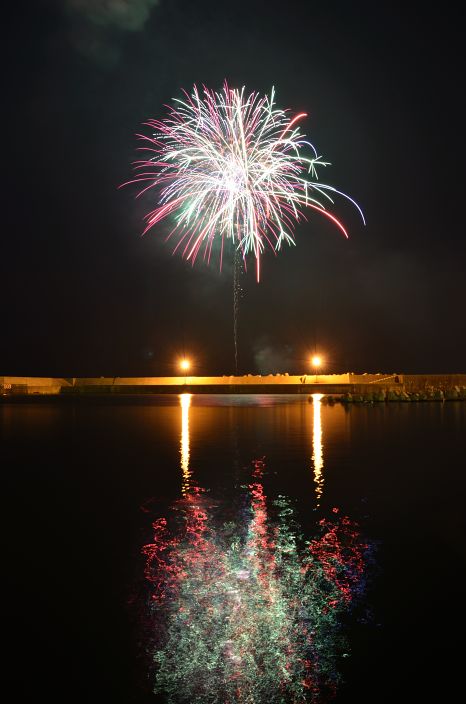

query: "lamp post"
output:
311 355 322 383
180 359 190 386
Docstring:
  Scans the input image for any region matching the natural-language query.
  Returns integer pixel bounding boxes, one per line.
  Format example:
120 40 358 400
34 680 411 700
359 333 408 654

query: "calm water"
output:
2 395 465 703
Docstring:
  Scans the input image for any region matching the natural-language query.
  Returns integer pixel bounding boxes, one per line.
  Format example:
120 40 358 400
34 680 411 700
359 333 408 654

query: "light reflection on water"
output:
311 394 324 506
141 394 370 703
178 394 350 506
180 393 192 496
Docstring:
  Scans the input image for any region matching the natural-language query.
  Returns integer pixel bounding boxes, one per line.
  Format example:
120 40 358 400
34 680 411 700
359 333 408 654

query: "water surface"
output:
2 395 465 703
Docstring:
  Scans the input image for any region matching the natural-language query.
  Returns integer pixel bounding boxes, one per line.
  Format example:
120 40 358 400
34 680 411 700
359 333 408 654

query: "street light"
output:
179 358 191 385
311 355 322 383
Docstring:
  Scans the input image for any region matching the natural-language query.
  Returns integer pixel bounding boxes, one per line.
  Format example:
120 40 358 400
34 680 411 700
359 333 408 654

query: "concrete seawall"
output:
1 373 352 396
2 373 465 398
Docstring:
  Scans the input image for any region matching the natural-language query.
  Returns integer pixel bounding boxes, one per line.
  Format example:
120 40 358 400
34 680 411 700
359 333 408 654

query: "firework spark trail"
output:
122 82 365 281
233 246 241 373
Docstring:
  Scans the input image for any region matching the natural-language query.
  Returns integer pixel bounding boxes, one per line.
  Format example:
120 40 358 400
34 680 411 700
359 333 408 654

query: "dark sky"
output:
3 0 465 376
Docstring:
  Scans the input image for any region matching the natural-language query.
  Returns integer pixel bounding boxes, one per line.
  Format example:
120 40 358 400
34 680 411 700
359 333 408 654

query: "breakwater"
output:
1 373 466 398
319 386 466 405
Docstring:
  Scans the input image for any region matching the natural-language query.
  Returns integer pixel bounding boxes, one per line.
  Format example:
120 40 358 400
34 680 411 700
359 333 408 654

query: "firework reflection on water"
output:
141 397 370 703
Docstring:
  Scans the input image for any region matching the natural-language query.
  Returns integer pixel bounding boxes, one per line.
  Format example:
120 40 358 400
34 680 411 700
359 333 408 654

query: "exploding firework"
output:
123 82 364 281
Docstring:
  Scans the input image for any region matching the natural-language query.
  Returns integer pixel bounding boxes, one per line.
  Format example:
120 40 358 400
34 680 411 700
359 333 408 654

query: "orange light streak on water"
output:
311 394 324 505
180 393 192 495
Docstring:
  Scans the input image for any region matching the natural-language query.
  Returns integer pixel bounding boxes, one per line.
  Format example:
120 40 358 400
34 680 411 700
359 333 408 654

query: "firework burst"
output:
123 82 364 280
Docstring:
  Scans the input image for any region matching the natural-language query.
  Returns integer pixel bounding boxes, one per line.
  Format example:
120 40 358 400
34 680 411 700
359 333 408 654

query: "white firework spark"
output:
123 82 364 280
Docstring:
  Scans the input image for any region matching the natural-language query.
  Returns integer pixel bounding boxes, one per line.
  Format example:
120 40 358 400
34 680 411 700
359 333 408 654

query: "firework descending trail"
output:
122 82 365 282
233 246 241 373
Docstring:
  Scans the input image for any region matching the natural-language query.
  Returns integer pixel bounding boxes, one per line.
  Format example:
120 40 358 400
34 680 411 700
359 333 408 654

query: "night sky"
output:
4 0 465 376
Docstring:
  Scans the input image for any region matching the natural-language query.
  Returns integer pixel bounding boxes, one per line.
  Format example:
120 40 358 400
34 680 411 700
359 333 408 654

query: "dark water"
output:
2 395 465 703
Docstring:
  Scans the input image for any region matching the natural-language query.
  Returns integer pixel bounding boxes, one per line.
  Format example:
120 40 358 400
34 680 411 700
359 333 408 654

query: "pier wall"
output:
0 376 69 394
1 373 465 397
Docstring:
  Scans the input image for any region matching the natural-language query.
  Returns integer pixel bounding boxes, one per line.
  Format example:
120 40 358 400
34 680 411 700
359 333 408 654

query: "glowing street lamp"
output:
179 358 191 385
311 355 322 383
